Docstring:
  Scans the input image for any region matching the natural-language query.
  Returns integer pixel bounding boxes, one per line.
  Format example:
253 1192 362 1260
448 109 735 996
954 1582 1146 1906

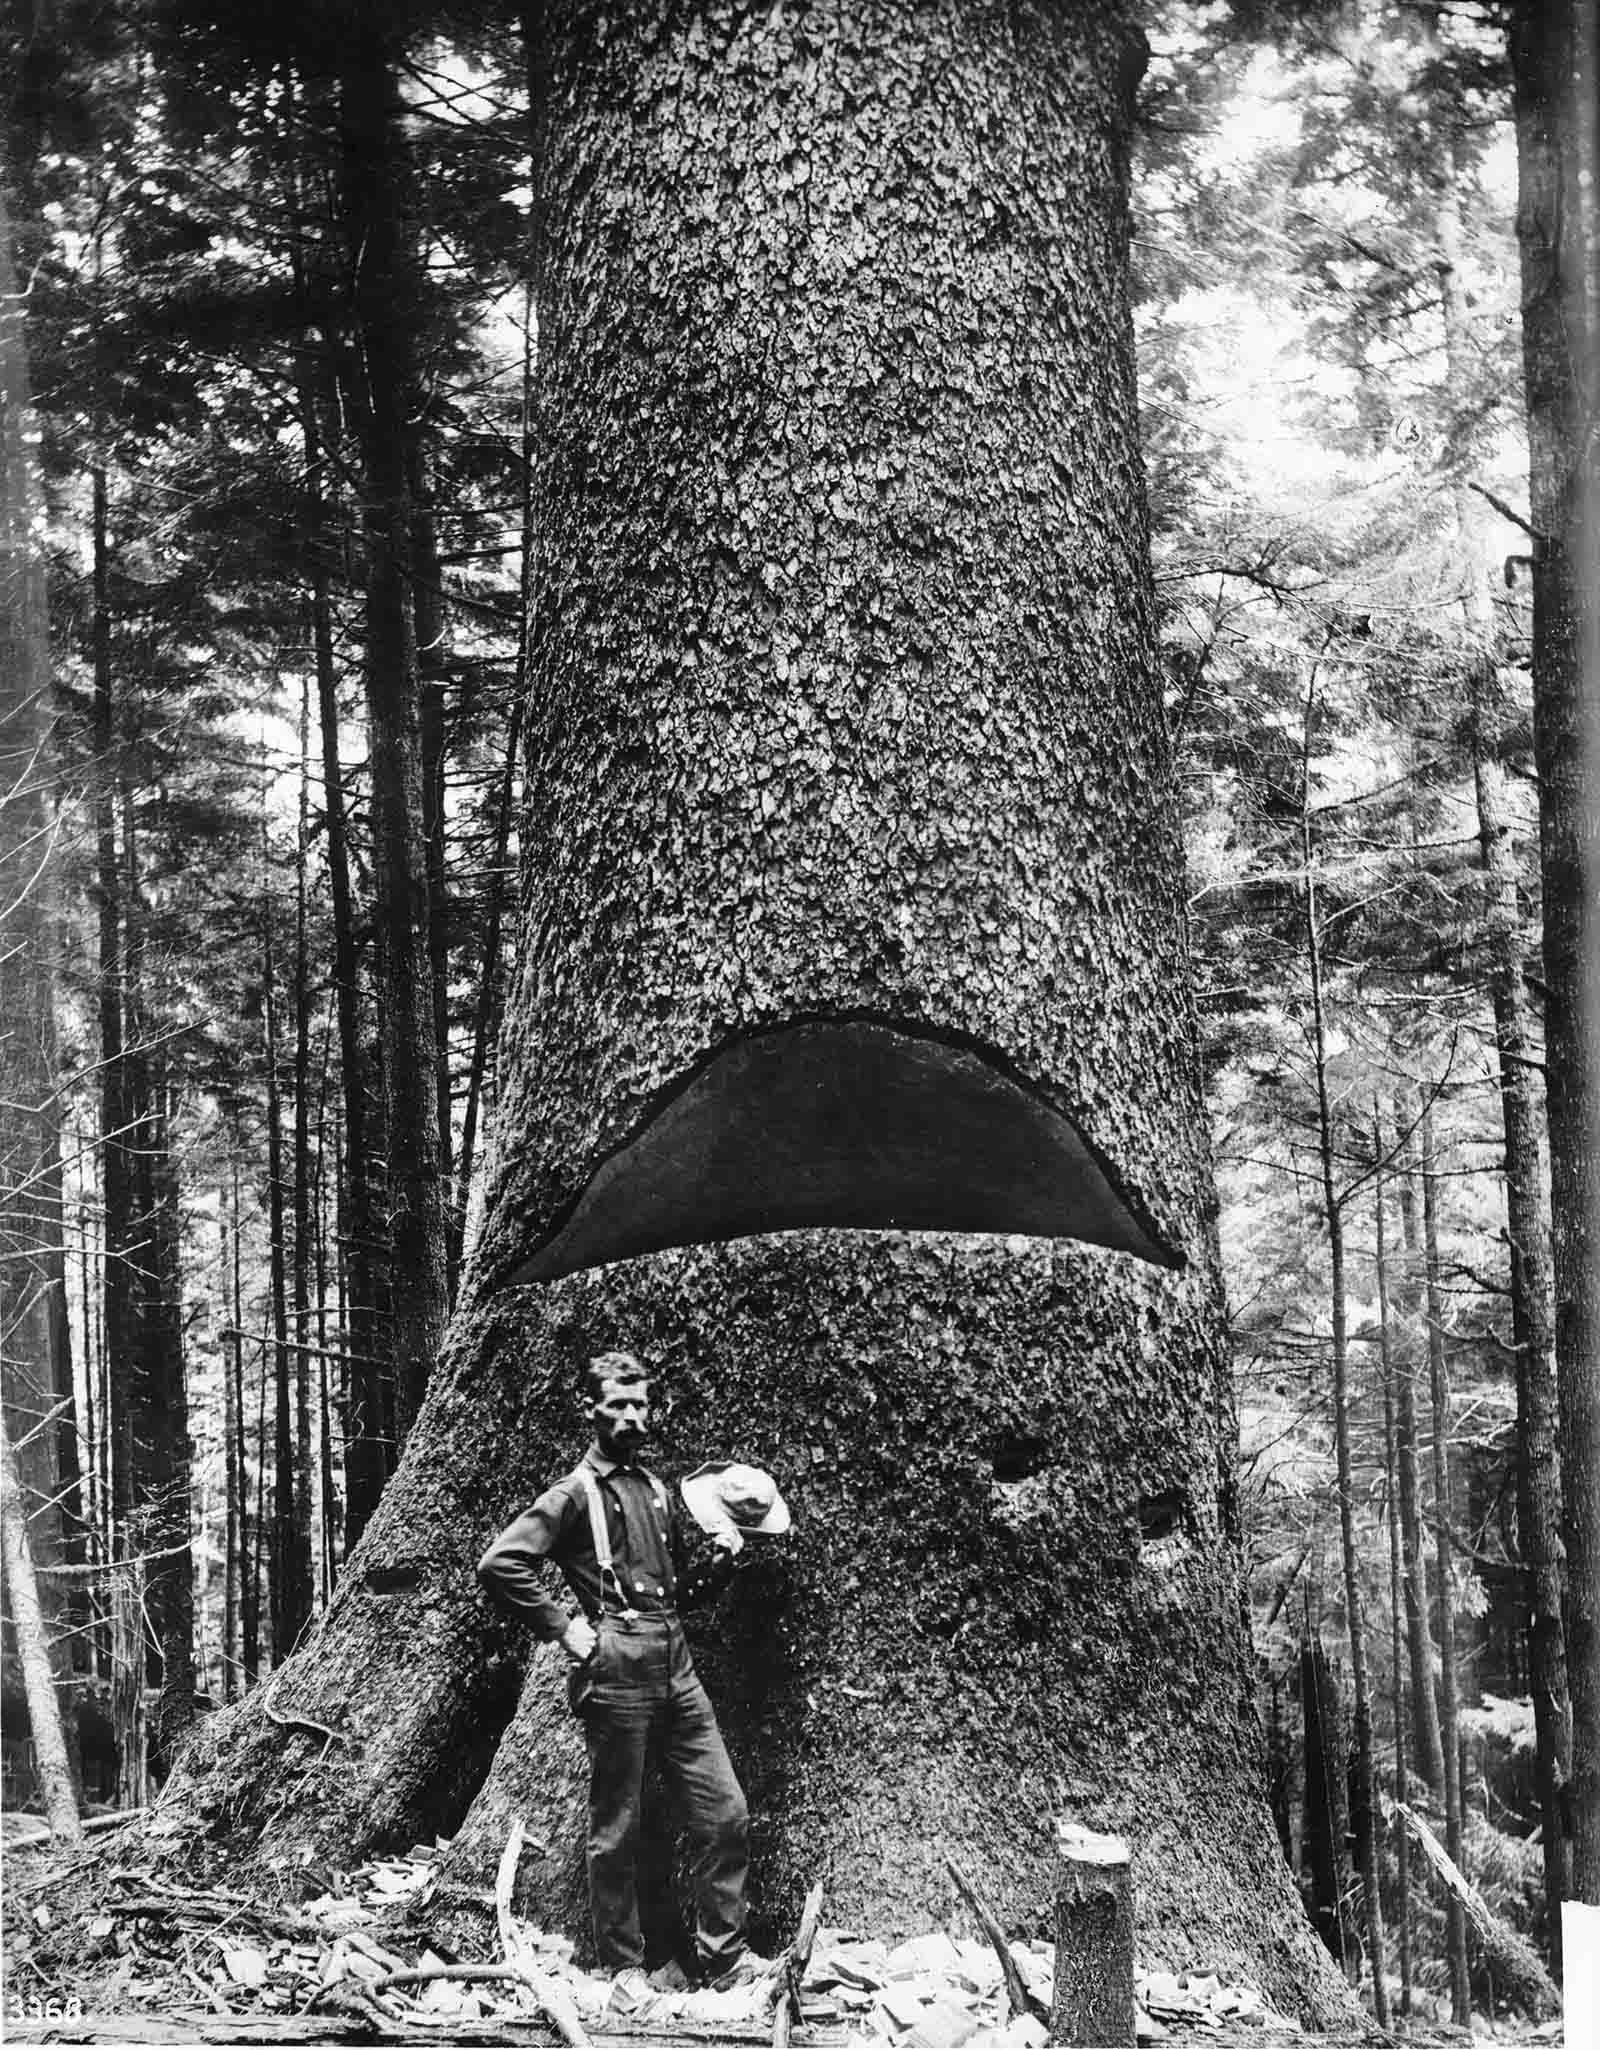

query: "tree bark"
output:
338 15 449 1444
1508 0 1600 1912
1468 663 1572 1950
222 1176 240 1703
150 2 1353 2022
1050 1825 1133 2048
121 807 197 1772
1300 1630 1354 1977
292 686 317 1620
1421 1104 1471 2022
1393 1146 1445 1794
263 863 310 1662
1372 1128 1413 2017
409 463 456 1295
1 1412 81 1840
1 178 84 1795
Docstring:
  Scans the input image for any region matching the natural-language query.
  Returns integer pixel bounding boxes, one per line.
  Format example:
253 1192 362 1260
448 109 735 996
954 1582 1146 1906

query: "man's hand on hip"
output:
560 1614 597 1663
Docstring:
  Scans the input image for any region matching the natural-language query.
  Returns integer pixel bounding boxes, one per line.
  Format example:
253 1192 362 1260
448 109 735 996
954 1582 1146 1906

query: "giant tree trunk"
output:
1509 0 1600 1910
150 1 1350 2022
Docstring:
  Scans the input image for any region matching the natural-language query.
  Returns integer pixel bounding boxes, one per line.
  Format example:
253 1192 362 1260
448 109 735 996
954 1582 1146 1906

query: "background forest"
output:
1 0 1593 2032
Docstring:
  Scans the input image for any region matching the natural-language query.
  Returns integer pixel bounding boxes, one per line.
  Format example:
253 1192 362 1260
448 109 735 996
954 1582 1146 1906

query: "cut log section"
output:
1049 1824 1133 2048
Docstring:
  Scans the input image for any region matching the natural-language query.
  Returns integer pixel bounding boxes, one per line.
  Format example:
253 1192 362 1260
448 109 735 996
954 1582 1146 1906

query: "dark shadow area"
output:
510 1017 1181 1285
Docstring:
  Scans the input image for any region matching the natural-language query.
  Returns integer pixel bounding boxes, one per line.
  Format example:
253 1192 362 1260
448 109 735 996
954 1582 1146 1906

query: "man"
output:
477 1349 771 1990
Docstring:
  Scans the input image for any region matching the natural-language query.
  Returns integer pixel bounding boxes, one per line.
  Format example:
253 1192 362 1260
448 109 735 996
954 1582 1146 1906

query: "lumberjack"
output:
477 1349 789 1991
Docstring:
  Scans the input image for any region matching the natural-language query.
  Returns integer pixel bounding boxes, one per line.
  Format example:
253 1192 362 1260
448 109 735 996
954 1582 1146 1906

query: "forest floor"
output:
0 1822 1567 2050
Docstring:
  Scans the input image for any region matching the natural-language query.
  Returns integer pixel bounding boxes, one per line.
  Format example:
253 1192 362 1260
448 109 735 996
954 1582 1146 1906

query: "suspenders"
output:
573 1463 670 1622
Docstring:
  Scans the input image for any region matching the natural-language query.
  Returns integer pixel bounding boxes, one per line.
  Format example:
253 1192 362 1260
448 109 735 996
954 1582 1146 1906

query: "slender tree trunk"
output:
1394 1148 1446 1795
453 278 535 1277
1301 692 1388 2024
314 1021 339 1600
222 1178 239 1703
1 185 84 1792
301 449 388 1549
292 687 316 1614
263 859 310 1661
1373 1125 1413 2018
410 465 456 1295
1422 1104 1472 2021
1301 1628 1355 1977
121 802 196 1771
237 1335 259 1693
455 691 524 1267
1469 667 1572 1952
289 218 389 1546
1509 0 1600 1912
0 1413 80 1839
338 16 449 1444
92 463 132 1539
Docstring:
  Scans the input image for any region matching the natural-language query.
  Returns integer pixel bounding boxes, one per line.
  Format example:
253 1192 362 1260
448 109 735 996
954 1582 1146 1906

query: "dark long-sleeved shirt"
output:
477 1444 732 1641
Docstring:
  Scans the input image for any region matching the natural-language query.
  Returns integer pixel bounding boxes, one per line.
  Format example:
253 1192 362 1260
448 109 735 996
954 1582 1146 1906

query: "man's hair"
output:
585 1349 648 1403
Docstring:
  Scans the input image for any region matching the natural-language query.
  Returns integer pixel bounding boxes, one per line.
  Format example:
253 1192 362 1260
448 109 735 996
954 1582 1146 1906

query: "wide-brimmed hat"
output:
681 1461 791 1537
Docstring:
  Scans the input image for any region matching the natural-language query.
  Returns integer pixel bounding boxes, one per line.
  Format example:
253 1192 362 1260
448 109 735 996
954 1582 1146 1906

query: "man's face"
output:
592 1375 650 1460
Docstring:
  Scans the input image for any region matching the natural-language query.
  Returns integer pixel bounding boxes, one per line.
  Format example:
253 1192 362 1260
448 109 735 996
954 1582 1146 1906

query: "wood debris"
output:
1 1840 1304 2049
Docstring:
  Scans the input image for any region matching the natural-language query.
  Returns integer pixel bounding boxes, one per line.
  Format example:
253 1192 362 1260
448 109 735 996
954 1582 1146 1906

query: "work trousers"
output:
569 1611 749 1974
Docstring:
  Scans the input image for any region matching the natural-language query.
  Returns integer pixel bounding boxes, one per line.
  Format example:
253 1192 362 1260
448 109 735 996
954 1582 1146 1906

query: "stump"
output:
1049 1823 1133 2048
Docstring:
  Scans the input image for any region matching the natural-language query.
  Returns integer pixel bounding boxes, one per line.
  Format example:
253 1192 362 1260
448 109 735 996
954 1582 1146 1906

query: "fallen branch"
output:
943 1852 1049 2027
105 1872 352 1945
367 1964 524 1995
496 1821 590 2047
773 1880 824 2049
1388 1798 1559 2019
4 1807 143 1849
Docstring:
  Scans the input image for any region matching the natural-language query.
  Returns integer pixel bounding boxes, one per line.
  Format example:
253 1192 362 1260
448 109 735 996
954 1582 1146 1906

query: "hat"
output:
681 1461 791 1537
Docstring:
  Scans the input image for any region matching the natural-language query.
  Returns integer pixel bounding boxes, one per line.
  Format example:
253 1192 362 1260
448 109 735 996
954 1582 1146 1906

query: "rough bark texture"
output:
1509 0 1600 1908
152 1 1350 2023
1049 1825 1133 2048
